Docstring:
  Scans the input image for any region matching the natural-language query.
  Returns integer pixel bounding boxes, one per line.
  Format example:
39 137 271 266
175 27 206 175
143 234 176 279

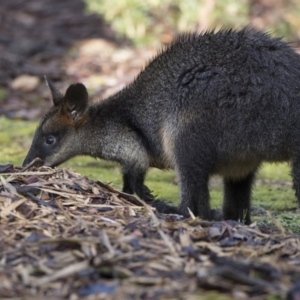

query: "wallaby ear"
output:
44 76 63 106
63 83 89 120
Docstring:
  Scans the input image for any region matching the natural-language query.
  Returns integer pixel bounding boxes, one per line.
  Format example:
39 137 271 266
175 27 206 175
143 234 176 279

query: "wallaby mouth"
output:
22 157 44 168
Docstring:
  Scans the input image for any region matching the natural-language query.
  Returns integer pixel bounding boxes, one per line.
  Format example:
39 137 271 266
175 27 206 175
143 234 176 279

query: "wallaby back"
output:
24 28 300 224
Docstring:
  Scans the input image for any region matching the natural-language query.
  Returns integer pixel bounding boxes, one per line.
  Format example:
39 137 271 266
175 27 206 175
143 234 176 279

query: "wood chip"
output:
0 165 299 299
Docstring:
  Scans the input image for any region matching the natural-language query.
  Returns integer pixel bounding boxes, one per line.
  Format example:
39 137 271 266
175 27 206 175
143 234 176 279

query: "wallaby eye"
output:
45 135 56 145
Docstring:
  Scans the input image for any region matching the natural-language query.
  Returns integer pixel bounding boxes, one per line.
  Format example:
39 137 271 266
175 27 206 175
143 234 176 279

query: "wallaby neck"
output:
76 93 135 162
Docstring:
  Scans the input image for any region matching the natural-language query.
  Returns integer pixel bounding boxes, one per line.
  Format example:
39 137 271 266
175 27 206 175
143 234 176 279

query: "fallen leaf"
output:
11 75 40 92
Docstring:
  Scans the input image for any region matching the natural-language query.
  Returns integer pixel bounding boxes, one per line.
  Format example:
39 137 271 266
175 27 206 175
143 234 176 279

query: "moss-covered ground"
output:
1 116 299 233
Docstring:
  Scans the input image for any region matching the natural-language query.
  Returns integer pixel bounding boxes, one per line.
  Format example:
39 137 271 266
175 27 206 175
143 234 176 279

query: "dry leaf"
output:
11 75 40 92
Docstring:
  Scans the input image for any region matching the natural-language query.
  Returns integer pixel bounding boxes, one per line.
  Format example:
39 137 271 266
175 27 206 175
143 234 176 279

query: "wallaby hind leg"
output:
222 172 255 225
174 138 213 219
178 171 210 218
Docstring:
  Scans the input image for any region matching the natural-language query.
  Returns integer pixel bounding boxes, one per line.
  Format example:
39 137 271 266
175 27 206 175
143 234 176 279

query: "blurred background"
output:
0 0 300 222
86 0 300 44
1 0 300 121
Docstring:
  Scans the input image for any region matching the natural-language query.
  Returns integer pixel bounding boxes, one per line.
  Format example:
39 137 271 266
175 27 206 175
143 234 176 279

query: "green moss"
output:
0 117 38 166
188 291 233 300
0 88 6 102
258 162 291 181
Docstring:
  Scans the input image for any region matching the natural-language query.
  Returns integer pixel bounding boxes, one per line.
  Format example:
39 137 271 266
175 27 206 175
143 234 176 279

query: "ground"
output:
1 166 300 299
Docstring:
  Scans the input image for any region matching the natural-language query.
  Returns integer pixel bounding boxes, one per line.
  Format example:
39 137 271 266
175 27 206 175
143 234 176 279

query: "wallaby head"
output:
23 79 90 167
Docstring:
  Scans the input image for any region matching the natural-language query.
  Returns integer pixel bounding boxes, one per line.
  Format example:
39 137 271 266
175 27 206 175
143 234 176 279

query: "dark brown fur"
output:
24 28 300 224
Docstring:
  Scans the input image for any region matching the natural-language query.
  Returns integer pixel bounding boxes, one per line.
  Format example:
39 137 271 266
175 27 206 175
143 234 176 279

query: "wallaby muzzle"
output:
22 157 44 168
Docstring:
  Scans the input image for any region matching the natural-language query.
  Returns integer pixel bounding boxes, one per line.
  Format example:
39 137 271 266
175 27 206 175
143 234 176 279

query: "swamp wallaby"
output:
23 28 300 224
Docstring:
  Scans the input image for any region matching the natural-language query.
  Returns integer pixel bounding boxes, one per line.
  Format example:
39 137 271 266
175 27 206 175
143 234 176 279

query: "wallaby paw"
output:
150 199 180 215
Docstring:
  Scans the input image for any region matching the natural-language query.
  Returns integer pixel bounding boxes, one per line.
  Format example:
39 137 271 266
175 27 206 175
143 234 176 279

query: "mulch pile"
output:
0 164 300 299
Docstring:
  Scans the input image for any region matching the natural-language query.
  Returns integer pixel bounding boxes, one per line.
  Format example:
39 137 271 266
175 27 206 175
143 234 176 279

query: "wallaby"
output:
23 28 300 224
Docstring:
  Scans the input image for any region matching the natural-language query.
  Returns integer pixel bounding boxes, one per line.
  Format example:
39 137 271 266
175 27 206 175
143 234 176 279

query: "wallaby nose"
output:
22 157 44 168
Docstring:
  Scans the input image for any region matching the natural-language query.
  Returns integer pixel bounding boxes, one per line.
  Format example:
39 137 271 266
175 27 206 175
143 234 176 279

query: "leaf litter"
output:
0 165 300 299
